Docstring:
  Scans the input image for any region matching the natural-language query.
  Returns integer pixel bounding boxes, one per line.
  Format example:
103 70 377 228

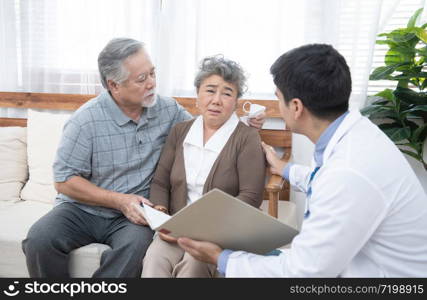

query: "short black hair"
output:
270 44 351 120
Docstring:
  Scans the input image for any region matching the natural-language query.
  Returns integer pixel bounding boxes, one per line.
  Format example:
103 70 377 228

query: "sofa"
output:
0 108 297 278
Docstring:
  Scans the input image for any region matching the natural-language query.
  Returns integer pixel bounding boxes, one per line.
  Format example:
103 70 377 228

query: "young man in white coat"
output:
177 44 427 277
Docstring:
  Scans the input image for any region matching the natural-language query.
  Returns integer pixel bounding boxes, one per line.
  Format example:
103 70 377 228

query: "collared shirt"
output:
53 91 192 218
218 111 349 275
183 113 239 205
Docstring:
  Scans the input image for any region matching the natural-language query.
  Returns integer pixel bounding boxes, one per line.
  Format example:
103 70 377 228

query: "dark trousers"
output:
22 202 154 278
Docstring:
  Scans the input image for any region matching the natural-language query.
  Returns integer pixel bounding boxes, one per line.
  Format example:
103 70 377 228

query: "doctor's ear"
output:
291 98 304 120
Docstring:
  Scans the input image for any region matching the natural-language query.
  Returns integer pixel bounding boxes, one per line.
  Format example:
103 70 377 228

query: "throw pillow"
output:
0 127 28 201
20 109 72 204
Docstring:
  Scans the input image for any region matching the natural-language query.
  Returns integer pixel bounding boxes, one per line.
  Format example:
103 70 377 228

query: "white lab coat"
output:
226 110 427 277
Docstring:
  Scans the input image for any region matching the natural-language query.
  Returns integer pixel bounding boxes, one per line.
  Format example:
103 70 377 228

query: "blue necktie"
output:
304 166 320 219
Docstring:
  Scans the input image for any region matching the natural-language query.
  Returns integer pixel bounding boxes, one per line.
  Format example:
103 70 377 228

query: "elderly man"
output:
21 37 264 278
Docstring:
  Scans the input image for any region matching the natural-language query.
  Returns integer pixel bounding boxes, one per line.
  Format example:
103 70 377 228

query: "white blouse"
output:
183 113 239 205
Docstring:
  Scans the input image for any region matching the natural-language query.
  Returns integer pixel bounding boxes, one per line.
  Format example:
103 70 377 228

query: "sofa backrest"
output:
0 92 291 217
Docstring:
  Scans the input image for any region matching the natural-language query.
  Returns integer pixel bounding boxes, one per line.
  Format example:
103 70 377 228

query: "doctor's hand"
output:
262 141 287 176
248 111 266 129
177 237 223 265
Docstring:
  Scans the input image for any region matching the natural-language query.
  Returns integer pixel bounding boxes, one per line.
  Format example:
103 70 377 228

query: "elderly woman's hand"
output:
248 112 266 129
159 232 178 243
247 111 266 129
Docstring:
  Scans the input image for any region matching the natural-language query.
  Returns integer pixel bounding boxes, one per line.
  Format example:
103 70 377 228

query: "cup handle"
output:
242 101 251 113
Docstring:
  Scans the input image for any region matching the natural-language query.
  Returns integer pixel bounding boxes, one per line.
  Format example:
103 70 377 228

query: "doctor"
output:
177 44 427 277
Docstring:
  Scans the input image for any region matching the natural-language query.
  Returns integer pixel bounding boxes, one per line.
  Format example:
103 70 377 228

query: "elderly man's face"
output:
197 74 238 129
116 49 157 107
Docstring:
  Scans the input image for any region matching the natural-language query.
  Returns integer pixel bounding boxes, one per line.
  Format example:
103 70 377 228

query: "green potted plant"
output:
362 8 427 171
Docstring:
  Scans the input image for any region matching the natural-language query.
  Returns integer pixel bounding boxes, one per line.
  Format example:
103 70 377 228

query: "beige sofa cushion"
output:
20 109 72 204
0 127 28 202
0 200 110 277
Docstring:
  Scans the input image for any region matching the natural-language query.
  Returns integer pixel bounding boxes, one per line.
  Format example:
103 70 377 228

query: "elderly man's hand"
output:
177 237 223 265
248 111 266 129
117 194 153 226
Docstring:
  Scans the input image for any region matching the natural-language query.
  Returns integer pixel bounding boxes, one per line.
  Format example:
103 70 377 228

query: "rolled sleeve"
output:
282 163 294 181
217 249 233 275
53 120 92 182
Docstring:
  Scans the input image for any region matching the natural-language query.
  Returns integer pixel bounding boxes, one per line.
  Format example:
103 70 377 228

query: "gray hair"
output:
98 38 144 89
194 55 247 98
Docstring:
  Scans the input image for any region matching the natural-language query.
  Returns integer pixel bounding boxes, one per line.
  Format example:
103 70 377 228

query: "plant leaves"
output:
407 8 423 28
383 126 411 142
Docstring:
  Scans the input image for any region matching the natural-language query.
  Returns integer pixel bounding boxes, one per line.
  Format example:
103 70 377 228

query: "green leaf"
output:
375 89 395 101
407 8 423 28
378 122 400 130
385 48 414 66
369 63 408 80
400 149 421 160
361 104 391 116
383 126 411 142
413 123 427 141
416 46 427 56
394 87 427 105
376 40 398 47
402 105 427 114
414 27 427 43
389 29 418 43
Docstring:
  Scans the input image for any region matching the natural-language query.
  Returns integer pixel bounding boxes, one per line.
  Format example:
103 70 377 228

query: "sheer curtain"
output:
0 0 160 117
156 0 382 109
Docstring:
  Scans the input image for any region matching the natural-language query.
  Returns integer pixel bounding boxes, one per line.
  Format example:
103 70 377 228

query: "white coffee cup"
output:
242 101 266 118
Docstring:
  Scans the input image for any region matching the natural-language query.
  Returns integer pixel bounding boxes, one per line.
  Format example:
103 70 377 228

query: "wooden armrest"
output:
266 173 286 193
265 151 291 218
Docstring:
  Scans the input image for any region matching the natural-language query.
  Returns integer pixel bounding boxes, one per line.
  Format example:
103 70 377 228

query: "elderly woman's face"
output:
197 74 238 129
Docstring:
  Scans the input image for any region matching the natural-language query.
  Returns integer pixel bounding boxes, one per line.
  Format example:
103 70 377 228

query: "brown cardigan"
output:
149 119 266 215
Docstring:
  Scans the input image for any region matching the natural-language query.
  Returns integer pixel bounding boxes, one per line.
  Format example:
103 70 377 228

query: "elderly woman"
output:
141 55 266 278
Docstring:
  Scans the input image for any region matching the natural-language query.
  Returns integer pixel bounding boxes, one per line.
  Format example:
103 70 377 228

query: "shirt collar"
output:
184 113 240 153
314 111 349 167
103 91 134 126
103 92 160 126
